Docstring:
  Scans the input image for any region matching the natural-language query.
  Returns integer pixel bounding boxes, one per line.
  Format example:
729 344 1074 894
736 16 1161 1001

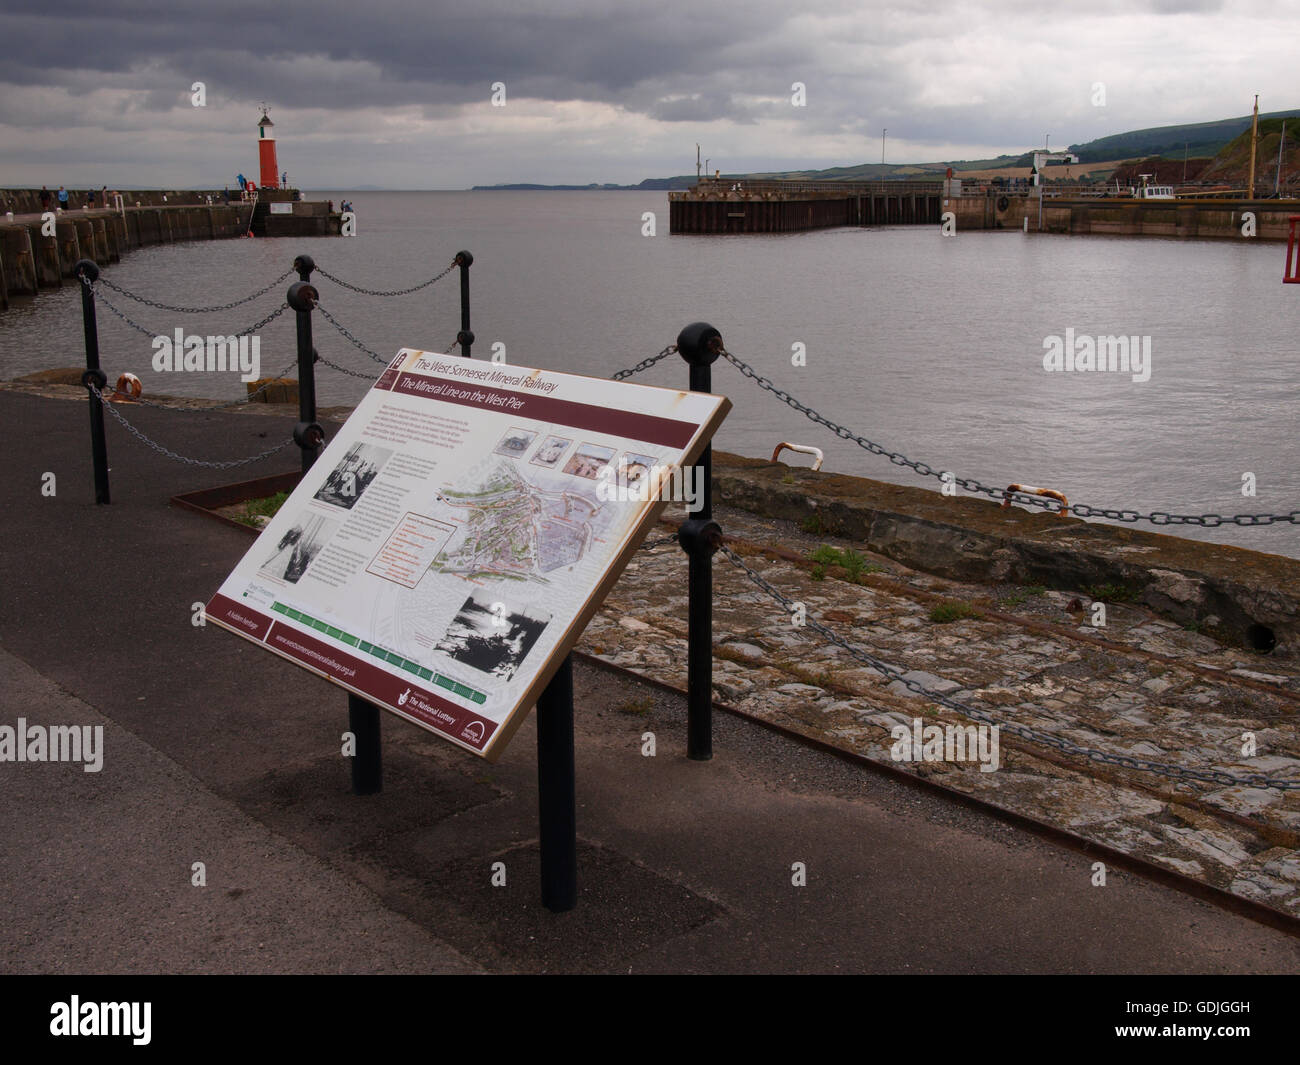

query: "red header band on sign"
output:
382 373 698 449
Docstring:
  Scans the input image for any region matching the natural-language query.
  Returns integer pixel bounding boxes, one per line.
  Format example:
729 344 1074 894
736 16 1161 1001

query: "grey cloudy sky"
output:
1 0 1295 188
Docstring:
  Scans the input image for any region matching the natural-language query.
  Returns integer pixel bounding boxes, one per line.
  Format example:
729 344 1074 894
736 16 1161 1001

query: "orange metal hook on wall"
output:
1003 483 1069 515
771 442 825 470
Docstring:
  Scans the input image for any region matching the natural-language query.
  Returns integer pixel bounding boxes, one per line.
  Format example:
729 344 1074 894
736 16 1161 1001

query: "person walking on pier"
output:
57 186 68 211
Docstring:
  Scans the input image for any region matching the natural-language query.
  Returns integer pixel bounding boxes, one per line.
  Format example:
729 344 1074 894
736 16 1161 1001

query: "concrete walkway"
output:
2 388 1299 973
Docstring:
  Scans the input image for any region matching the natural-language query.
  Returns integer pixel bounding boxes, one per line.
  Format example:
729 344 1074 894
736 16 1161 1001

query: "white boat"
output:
1132 173 1176 200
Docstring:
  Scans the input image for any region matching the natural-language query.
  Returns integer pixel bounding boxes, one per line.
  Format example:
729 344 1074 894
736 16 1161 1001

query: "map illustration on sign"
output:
206 350 729 760
431 460 607 582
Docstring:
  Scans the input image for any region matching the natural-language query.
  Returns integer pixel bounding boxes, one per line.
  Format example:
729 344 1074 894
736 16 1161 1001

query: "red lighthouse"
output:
257 109 280 189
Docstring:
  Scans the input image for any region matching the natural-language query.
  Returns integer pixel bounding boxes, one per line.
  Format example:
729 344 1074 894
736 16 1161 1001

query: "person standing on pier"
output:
57 186 68 210
86 188 95 208
40 187 51 211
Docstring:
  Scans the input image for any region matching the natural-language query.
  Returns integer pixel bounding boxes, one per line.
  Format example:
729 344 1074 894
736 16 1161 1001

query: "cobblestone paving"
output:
580 505 1300 918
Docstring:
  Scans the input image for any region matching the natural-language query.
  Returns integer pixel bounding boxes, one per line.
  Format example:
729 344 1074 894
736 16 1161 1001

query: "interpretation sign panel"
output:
206 350 730 760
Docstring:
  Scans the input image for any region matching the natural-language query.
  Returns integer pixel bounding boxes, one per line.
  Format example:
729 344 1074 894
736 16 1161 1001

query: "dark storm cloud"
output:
0 0 818 120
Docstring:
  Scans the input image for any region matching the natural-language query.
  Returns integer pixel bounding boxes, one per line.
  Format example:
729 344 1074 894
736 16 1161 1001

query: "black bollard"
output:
676 322 725 761
75 259 110 504
537 655 577 912
287 262 324 472
348 693 382 795
455 250 473 358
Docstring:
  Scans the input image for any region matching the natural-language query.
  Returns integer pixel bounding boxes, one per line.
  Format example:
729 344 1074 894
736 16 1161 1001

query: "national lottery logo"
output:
397 688 411 707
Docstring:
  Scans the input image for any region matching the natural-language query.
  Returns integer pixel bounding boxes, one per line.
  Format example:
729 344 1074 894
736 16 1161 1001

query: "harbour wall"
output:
0 189 337 312
667 176 1300 239
947 193 1300 240
670 181 943 234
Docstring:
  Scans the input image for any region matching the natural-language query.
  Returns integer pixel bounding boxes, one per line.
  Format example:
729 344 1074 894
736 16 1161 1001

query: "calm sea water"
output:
3 190 1297 558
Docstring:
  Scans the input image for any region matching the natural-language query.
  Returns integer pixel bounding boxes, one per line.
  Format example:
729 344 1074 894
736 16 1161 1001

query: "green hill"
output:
1068 110 1300 163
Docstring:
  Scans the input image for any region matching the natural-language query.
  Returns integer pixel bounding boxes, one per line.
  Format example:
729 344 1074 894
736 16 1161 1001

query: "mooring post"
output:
537 654 577 912
455 250 474 358
75 258 110 504
288 255 324 472
347 692 382 795
676 321 725 761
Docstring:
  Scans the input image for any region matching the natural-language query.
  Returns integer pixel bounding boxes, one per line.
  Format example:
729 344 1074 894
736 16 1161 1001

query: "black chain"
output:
95 268 295 314
314 303 389 364
718 545 1300 791
315 261 457 297
611 346 675 381
639 534 678 551
316 355 377 380
87 277 290 341
87 384 294 468
720 347 1300 529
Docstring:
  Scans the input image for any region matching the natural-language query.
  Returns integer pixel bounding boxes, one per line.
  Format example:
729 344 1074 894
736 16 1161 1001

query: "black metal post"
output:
75 259 110 504
288 255 324 471
455 250 473 358
537 655 577 912
676 322 725 761
348 693 382 795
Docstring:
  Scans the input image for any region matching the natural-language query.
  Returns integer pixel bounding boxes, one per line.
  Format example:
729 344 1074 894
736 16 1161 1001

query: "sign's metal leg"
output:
348 693 382 795
537 655 577 912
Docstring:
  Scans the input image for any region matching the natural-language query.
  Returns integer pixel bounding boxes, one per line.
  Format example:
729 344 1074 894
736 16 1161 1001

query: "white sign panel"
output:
206 350 730 760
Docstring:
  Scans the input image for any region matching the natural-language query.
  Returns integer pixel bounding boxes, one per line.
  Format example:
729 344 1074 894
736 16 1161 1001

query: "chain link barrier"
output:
611 345 675 381
314 303 390 364
316 354 378 380
315 261 457 297
95 268 295 314
87 383 294 469
717 545 1300 792
720 347 1300 530
87 277 290 343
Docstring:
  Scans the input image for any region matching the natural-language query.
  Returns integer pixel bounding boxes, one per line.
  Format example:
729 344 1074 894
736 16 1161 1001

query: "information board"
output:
206 350 730 760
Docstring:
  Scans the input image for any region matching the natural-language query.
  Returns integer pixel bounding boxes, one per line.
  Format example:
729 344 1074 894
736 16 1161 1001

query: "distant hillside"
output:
1200 117 1300 192
1110 157 1215 185
1068 110 1300 163
474 110 1300 190
1097 119 1300 193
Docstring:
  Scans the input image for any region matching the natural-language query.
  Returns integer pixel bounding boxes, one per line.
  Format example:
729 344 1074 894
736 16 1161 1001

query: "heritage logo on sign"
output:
461 721 486 743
